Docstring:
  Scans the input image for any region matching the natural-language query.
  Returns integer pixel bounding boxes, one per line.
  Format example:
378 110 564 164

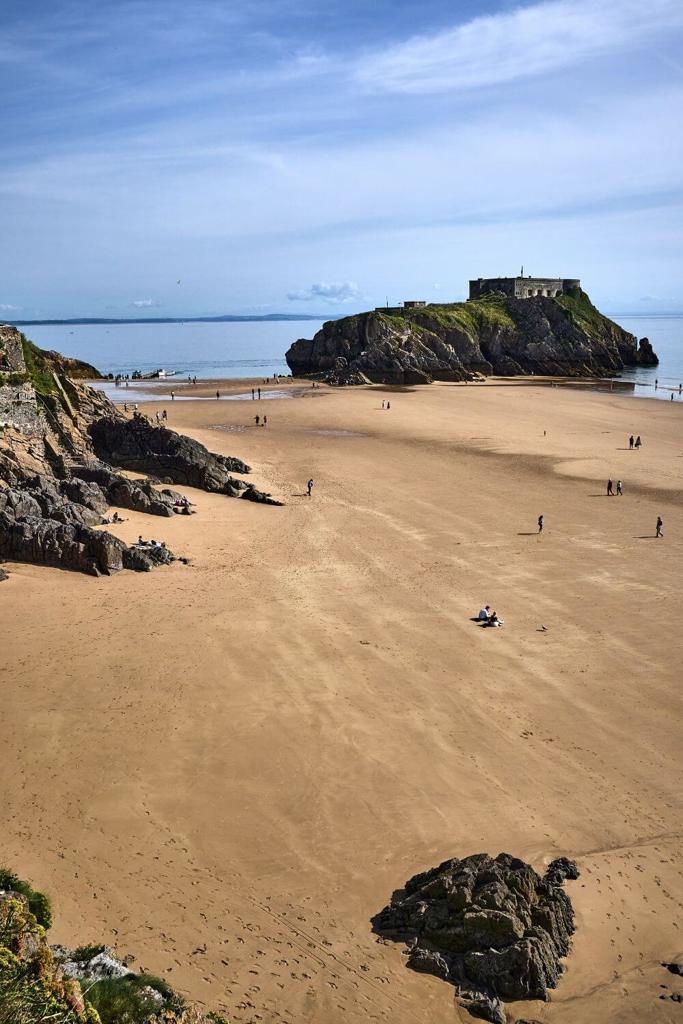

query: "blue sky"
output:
2 0 683 317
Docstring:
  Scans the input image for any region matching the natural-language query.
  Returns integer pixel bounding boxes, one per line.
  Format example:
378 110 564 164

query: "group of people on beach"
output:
254 415 268 427
629 434 642 449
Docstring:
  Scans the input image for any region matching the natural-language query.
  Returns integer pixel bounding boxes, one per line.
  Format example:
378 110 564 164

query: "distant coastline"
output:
7 313 333 326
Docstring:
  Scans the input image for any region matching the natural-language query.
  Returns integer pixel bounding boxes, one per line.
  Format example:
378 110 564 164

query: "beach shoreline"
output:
2 382 682 1023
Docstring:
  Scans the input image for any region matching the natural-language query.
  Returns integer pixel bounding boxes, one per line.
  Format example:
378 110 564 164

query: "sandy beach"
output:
2 380 682 1023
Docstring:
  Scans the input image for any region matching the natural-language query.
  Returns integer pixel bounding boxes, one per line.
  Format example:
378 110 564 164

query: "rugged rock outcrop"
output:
636 336 659 366
0 324 283 579
372 852 579 1022
89 415 282 504
286 290 651 384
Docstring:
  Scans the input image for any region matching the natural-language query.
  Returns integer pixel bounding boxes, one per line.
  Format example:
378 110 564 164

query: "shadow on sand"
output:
517 531 539 536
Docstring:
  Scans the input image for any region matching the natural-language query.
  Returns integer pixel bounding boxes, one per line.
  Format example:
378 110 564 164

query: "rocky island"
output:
286 285 658 384
0 325 280 579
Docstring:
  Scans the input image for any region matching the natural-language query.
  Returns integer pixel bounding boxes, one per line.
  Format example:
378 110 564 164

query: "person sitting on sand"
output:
485 611 504 627
635 435 642 449
138 535 146 546
478 605 491 621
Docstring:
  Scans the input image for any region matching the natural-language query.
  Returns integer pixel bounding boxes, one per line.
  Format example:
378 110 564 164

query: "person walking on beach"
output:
629 435 634 449
538 514 544 533
258 387 261 399
123 403 128 412
635 435 641 449
216 390 220 400
607 478 613 496
307 478 314 497
162 409 167 421
252 388 255 400
656 516 663 538
171 390 175 401
255 414 260 426
263 415 267 427
387 400 391 410
616 479 623 496
382 400 385 409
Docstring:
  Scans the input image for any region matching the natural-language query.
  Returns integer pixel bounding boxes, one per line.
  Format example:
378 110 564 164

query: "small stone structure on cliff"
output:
469 276 581 299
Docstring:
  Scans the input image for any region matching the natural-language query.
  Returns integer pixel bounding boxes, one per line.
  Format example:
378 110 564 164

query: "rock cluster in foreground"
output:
372 852 579 1023
286 290 658 384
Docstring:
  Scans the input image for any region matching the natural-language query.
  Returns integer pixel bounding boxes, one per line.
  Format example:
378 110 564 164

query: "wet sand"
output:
2 381 682 1023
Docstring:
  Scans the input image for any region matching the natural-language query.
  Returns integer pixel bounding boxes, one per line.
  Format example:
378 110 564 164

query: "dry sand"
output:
2 379 682 1023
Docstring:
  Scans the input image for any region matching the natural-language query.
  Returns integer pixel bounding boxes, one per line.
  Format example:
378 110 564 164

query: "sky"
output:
1 0 683 318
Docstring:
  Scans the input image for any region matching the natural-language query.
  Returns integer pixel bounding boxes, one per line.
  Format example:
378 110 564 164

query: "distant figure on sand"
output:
263 415 267 427
258 387 261 399
216 390 220 400
162 409 167 420
629 435 634 449
656 516 663 538
307 478 314 497
171 391 175 401
616 479 623 496
607 478 613 496
635 435 641 449
478 605 491 621
538 514 544 533
382 400 385 409
255 415 260 426
252 388 255 400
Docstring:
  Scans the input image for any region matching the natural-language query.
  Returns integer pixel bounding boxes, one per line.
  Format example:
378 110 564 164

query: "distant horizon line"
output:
6 313 335 327
5 308 683 328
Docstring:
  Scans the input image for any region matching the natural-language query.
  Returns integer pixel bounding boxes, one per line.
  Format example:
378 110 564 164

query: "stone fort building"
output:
469 276 580 300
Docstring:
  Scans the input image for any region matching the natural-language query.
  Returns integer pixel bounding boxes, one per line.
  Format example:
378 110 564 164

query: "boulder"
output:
372 851 579 1021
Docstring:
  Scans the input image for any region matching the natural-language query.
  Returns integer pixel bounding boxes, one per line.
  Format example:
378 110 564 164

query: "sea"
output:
22 314 683 402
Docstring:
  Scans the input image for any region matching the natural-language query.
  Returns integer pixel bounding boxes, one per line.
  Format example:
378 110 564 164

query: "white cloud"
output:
0 303 21 311
131 298 161 308
287 281 360 303
355 0 683 94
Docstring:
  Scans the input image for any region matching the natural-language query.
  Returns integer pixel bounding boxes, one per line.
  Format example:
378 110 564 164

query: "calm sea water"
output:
23 314 683 401
24 320 323 381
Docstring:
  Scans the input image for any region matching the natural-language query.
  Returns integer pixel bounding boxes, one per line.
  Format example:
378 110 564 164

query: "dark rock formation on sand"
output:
89 415 282 504
372 852 579 1023
0 324 282 579
286 289 652 384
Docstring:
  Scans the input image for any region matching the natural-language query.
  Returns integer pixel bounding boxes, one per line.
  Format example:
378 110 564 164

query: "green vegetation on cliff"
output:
394 296 516 337
555 286 615 335
0 868 228 1024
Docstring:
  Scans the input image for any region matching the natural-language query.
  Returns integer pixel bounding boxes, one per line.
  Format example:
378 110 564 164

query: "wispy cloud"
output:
288 282 360 303
0 303 21 311
355 0 683 93
131 298 161 308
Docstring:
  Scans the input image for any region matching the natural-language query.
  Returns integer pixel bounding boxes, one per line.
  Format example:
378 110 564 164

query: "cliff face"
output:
286 290 653 384
0 325 280 579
